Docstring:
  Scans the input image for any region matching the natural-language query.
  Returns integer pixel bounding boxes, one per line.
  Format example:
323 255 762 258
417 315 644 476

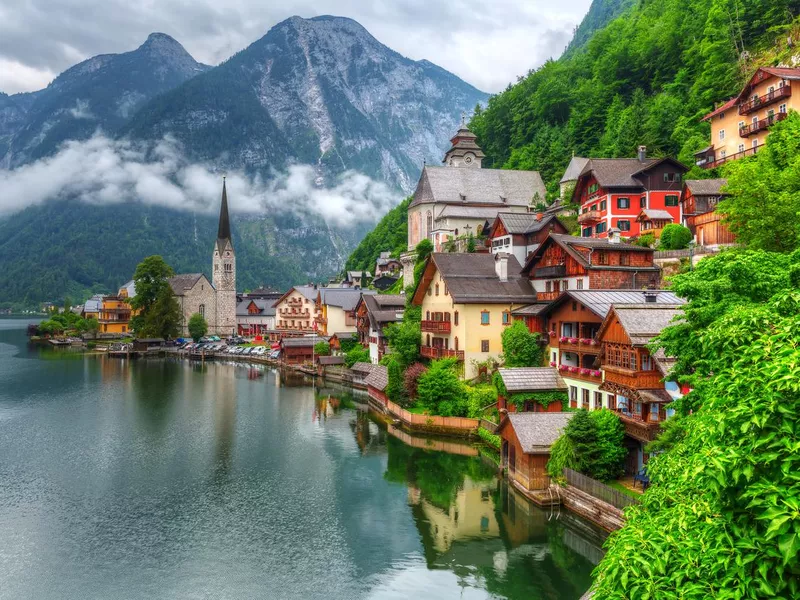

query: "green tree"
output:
565 410 599 475
466 234 476 253
658 223 693 249
63 296 72 312
129 255 175 332
501 320 543 367
416 358 467 416
384 320 421 368
344 345 370 368
143 286 182 339
381 355 405 405
313 341 331 356
187 312 208 342
588 409 626 482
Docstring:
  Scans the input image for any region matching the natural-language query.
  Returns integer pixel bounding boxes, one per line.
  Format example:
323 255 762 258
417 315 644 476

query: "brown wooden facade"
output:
541 296 603 385
498 422 552 491
681 187 736 246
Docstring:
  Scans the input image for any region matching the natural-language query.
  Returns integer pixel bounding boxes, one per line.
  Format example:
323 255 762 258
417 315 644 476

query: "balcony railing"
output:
535 264 567 278
421 320 451 333
420 346 464 361
558 366 602 383
603 365 665 389
537 290 561 301
577 209 602 224
617 413 661 443
739 111 787 137
698 146 759 169
738 85 791 115
558 337 600 352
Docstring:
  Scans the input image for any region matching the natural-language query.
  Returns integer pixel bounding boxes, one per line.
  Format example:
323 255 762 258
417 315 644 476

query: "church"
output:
169 179 237 337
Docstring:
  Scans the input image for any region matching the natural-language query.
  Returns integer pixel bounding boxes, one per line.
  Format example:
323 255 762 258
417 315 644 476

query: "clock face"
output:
464 156 473 164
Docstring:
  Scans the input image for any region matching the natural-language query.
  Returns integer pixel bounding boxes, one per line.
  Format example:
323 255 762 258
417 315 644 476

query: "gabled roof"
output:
236 299 276 317
735 67 800 103
319 288 375 311
168 273 207 296
539 290 684 320
359 294 405 331
637 209 674 221
364 364 389 391
413 253 536 305
273 285 319 307
351 361 379 375
490 212 563 237
409 166 546 208
280 336 329 348
702 97 737 121
510 303 550 316
436 205 518 221
318 355 345 366
499 412 574 454
522 234 657 275
498 368 566 393
576 157 687 189
598 303 685 346
560 156 590 184
684 179 728 196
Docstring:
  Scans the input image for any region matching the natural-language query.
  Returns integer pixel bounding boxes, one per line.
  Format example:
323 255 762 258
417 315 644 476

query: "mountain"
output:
1 33 209 167
124 16 488 191
563 0 636 56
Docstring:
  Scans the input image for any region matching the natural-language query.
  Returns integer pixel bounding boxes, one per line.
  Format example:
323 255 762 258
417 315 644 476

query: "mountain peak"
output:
138 32 192 57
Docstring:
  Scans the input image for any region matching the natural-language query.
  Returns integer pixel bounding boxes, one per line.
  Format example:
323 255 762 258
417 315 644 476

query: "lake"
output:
0 319 605 599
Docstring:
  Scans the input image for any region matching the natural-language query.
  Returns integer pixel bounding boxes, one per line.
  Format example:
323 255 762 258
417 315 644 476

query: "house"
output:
521 232 661 302
132 338 165 352
236 298 276 336
273 286 321 333
498 412 574 492
538 289 683 417
559 155 590 200
348 361 381 389
356 294 405 364
364 364 389 405
343 271 371 288
635 209 674 240
329 331 356 354
407 123 546 252
99 280 137 335
372 274 400 291
412 252 537 379
596 302 685 473
695 67 800 169
681 179 735 247
279 335 328 365
375 252 402 277
238 286 283 303
496 368 567 413
572 149 688 238
81 294 104 320
315 288 376 336
487 212 568 267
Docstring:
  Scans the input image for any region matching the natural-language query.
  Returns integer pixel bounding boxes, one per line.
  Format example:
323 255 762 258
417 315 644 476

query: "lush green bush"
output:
589 409 626 482
546 409 625 482
658 223 693 250
384 320 421 368
501 320 543 367
344 345 370 368
416 358 467 417
466 385 498 419
403 362 428 401
634 232 656 248
313 341 331 356
476 426 501 450
381 355 405 405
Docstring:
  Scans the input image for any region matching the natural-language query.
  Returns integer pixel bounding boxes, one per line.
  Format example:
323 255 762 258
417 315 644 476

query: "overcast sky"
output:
0 0 591 95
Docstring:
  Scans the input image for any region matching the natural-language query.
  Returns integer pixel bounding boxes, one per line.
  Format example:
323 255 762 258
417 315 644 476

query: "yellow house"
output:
99 280 136 335
412 252 537 380
696 67 800 168
314 288 375 337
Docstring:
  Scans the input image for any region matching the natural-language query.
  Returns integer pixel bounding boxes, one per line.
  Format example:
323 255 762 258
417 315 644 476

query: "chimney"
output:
643 290 659 303
536 212 543 221
638 145 647 162
495 252 509 282
608 227 621 244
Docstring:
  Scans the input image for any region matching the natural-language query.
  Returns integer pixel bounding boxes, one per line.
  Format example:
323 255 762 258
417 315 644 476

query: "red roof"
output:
702 97 737 121
703 67 800 121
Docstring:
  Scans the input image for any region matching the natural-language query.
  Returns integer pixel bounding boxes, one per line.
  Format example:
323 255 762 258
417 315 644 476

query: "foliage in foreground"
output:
415 358 467 417
344 345 370 368
476 426 501 450
657 223 692 250
500 320 543 367
547 409 626 483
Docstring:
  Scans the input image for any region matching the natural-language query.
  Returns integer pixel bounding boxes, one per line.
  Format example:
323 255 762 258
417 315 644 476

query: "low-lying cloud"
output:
0 134 400 227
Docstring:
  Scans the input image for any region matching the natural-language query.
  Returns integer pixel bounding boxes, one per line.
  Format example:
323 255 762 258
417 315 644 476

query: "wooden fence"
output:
563 468 640 510
383 398 479 433
653 246 718 259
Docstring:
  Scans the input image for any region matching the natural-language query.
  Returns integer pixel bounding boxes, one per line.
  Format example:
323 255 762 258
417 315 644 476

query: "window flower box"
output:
569 337 579 344
580 338 593 345
548 331 556 337
568 366 579 374
579 368 591 376
589 339 598 346
559 336 568 343
592 370 602 378
549 361 557 367
558 364 569 372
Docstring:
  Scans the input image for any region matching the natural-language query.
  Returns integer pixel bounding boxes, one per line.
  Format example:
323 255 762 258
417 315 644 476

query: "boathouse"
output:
280 336 328 365
496 367 567 413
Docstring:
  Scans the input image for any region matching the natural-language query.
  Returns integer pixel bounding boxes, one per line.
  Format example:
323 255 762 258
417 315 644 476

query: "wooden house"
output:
375 252 402 277
635 209 674 239
355 294 405 364
487 212 568 268
364 364 389 405
681 179 735 247
496 368 567 413
347 361 380 389
498 412 574 492
132 338 165 352
279 335 328 365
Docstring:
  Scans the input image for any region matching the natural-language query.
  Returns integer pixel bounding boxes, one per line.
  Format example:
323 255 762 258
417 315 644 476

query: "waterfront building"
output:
681 179 735 247
364 364 389 405
236 298 276 336
355 294 405 364
99 280 136 334
80 294 104 320
496 367 567 413
487 212 568 267
498 412 574 492
273 286 321 333
328 331 356 354
412 252 536 380
314 288 375 336
571 149 688 239
695 67 800 169
279 335 328 365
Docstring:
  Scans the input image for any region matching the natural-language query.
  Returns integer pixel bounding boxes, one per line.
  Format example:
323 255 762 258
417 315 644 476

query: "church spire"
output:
217 176 231 242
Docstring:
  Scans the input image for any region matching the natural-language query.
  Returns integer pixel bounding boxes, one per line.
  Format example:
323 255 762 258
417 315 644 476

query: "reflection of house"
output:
596 302 685 473
273 286 321 333
236 298 276 336
497 367 567 413
407 123 545 252
412 253 536 380
681 179 734 247
487 212 568 267
315 288 375 336
499 412 574 492
356 294 405 363
538 289 683 413
695 67 800 169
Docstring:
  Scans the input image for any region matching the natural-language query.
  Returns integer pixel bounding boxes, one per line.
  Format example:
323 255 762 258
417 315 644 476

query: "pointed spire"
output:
217 176 231 241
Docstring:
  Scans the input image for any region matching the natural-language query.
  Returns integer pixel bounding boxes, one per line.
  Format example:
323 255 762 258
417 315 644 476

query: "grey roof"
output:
639 209 674 221
168 273 206 296
318 355 345 366
320 288 375 311
280 336 329 348
120 280 136 298
372 294 406 308
498 368 567 393
376 253 401 267
610 304 685 345
578 158 659 188
495 212 560 235
435 205 517 221
364 364 389 391
83 294 104 313
236 299 276 317
510 303 550 316
428 253 537 304
524 234 657 275
346 271 371 279
351 361 379 375
410 166 546 209
293 285 320 302
362 294 405 331
684 179 728 196
504 413 574 454
560 156 590 184
543 290 684 319
331 331 356 340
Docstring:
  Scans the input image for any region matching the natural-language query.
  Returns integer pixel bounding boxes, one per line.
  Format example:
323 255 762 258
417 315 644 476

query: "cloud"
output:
0 0 591 95
0 134 400 227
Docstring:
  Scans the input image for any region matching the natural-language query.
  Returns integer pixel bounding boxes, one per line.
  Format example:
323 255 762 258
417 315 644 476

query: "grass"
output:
407 405 429 415
607 480 643 499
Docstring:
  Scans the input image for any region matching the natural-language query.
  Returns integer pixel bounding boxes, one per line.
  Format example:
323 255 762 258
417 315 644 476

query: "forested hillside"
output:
470 0 800 196
563 0 636 56
344 197 410 273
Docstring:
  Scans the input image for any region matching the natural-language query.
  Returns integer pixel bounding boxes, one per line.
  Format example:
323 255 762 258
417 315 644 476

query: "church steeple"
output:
442 116 485 168
217 176 232 244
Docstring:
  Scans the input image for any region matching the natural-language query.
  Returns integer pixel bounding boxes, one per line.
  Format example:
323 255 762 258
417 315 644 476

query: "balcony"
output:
558 337 600 352
535 264 567 278
577 209 602 224
603 365 664 389
699 146 759 169
421 320 451 333
617 413 661 443
537 290 561 301
739 111 787 137
738 85 791 115
558 366 602 383
420 346 464 361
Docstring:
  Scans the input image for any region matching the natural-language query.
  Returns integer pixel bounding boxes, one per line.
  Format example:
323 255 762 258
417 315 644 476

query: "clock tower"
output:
442 115 485 168
212 177 237 335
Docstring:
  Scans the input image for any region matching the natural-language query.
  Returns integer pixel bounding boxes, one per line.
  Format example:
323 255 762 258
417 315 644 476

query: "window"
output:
480 311 490 325
595 222 607 234
780 103 787 114
617 197 630 209
738 120 744 129
444 284 448 296
576 279 584 290
594 392 603 410
481 340 490 352
618 220 631 232
582 227 593 237
720 149 727 159
650 403 660 421
600 200 607 211
768 109 775 118
608 394 616 411
435 283 439 296
502 311 512 325
663 173 681 183
454 311 459 325
753 139 759 150
619 253 629 266
545 281 552 293
214 264 219 271
570 386 578 409
768 85 775 94
719 129 725 140
665 195 679 207
630 351 638 370
596 251 608 265
199 304 205 317
426 211 432 237
581 389 590 410
427 286 432 296
738 143 745 153
563 280 569 290
224 263 232 272
426 310 430 320
641 354 652 371
719 112 725 119
640 196 647 208
588 183 599 194
552 351 557 363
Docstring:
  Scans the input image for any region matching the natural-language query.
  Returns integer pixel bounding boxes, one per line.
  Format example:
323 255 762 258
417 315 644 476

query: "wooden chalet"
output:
364 364 389 405
496 368 567 413
488 212 567 269
498 412 574 492
681 179 735 247
355 294 405 363
347 361 381 389
596 302 685 473
635 209 674 239
521 232 661 302
329 331 356 353
279 335 328 365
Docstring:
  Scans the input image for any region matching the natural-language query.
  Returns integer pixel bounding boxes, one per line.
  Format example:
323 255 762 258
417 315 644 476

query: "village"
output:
32 64 799 535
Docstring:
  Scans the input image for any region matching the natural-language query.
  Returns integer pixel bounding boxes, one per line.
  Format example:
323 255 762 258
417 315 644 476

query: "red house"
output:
572 148 688 239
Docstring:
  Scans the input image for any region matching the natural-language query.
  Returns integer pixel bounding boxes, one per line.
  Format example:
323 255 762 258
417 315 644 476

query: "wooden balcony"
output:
559 368 602 384
603 365 664 389
534 264 567 278
740 111 787 137
618 413 661 443
420 346 464 361
577 209 602 224
699 146 759 169
421 320 451 333
738 85 791 115
558 337 600 353
537 290 561 301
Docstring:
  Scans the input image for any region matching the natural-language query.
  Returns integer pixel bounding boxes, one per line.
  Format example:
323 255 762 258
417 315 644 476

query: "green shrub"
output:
658 223 693 250
313 341 331 356
476 426 501 450
416 358 467 416
588 409 627 482
466 384 498 418
344 345 370 368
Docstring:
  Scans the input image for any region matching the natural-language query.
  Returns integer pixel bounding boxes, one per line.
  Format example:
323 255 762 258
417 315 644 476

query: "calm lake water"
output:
0 318 605 600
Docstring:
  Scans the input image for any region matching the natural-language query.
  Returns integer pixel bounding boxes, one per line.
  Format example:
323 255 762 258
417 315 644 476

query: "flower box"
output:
579 368 591 375
559 336 568 343
568 366 579 374
589 339 598 346
592 370 602 377
558 364 569 371
549 361 557 367
580 338 593 345
569 337 579 344
548 331 557 337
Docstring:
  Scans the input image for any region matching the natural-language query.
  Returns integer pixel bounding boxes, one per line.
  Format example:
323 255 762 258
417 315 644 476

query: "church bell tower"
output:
212 177 237 335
